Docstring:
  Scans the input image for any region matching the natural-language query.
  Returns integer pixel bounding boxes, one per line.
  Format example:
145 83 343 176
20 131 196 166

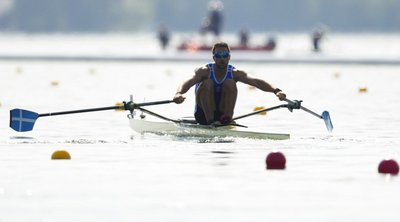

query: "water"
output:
1 33 400 222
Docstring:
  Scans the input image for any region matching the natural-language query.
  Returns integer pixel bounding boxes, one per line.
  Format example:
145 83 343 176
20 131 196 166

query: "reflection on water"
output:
9 136 36 140
211 150 235 154
198 138 235 143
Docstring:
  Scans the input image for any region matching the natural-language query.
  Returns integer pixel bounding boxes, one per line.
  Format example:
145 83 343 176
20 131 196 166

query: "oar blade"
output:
10 109 39 132
322 111 333 132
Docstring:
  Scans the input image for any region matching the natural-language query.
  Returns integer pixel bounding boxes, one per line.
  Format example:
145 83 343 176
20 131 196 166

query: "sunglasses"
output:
213 51 230 58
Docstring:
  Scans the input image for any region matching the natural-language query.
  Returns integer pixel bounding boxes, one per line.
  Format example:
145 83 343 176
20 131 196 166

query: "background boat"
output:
177 40 276 52
0 33 399 65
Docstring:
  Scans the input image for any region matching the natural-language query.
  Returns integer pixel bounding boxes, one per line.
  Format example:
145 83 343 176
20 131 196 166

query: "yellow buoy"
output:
88 68 96 74
359 87 368 93
333 72 340 79
253 106 267 115
51 150 71 160
50 80 59 86
164 69 173 76
15 67 23 74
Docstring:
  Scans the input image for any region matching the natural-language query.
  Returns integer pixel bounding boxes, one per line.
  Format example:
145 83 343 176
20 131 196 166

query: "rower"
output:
173 41 287 125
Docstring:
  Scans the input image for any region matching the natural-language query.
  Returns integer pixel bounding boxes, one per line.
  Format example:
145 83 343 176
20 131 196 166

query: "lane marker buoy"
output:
15 67 23 74
253 106 267 115
358 87 368 93
51 150 71 160
266 152 286 170
50 80 59 86
333 72 340 79
378 159 399 175
88 68 96 74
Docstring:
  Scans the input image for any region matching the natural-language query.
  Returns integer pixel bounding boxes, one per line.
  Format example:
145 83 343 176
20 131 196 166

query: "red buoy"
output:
378 159 399 175
266 152 286 169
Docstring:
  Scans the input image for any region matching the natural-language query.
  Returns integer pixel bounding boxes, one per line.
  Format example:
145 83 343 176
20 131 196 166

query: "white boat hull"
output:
129 118 290 140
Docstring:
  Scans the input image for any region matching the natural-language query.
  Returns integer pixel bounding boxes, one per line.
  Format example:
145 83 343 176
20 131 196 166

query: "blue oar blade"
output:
322 111 333 132
10 109 39 132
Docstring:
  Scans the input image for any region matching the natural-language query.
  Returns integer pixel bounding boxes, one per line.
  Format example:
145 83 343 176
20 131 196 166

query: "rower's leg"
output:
196 79 215 123
219 79 237 118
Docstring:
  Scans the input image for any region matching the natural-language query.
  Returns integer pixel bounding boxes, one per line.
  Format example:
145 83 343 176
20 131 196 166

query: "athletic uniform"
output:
194 63 234 124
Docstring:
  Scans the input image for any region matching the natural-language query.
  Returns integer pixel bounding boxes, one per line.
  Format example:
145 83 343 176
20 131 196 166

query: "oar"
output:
284 99 333 132
136 107 180 123
9 100 173 132
232 104 289 121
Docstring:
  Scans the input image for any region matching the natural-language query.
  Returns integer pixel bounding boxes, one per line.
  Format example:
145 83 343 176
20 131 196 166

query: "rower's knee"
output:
196 79 214 103
222 79 237 93
197 79 214 93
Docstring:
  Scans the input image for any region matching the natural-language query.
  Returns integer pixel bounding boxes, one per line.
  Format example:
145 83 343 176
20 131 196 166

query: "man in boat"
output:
173 42 287 125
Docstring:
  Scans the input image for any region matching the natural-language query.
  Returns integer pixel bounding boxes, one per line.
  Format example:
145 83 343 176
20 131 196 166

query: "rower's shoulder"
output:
194 64 210 75
231 65 245 72
232 67 247 78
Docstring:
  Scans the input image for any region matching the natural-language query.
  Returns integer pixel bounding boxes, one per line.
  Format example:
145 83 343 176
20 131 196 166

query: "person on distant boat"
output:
265 36 277 50
157 24 170 50
239 28 249 47
200 0 223 37
311 24 327 52
173 42 286 125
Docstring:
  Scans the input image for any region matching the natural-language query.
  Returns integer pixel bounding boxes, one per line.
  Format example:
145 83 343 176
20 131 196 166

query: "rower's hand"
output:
173 93 186 104
276 92 286 101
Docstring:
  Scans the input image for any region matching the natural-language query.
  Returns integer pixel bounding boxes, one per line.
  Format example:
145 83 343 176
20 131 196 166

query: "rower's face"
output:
213 47 230 68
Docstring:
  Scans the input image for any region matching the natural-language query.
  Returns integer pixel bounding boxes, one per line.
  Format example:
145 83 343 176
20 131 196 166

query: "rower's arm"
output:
235 70 286 100
173 67 207 104
176 76 196 94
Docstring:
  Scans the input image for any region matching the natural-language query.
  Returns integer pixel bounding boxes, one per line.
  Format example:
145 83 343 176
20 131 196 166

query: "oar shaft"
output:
37 100 174 117
39 106 123 117
299 106 322 119
284 99 322 119
232 104 287 121
136 100 174 107
137 107 180 123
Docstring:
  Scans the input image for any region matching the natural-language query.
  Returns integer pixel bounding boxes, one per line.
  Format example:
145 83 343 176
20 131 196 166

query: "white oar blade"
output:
322 111 333 132
10 109 39 132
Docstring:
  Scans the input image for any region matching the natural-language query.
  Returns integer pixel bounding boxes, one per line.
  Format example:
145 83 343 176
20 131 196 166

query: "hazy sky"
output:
0 0 399 33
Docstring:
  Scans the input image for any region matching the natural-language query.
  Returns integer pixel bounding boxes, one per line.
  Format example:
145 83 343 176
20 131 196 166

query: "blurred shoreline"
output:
0 32 399 65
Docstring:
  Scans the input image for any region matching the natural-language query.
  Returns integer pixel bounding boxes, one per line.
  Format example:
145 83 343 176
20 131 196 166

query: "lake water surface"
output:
0 33 400 222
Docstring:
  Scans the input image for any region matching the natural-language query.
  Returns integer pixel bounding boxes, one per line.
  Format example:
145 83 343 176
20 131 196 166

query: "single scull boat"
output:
129 118 290 140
